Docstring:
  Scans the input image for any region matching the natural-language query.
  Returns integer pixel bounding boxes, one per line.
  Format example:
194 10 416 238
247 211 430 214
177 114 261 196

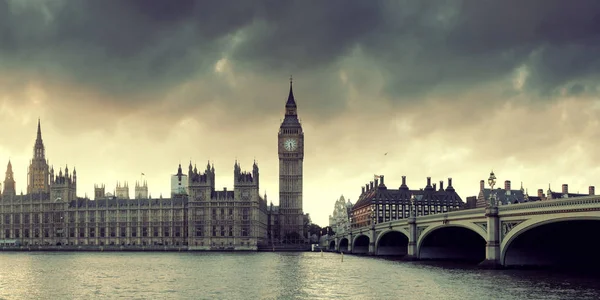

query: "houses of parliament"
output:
0 81 309 250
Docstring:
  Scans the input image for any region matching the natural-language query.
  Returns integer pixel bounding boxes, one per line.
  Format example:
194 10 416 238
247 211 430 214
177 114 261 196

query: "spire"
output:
286 75 297 109
3 160 15 197
520 181 524 193
37 118 42 140
33 118 45 159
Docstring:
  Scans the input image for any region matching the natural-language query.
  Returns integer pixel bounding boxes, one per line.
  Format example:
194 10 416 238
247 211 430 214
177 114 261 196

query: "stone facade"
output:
0 121 268 250
186 161 268 250
351 175 464 230
0 162 268 250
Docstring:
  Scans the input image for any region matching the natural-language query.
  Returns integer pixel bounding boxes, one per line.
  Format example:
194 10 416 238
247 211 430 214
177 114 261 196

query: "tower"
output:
115 181 130 199
278 77 305 244
50 165 77 201
27 119 50 194
135 180 148 199
94 184 106 200
2 160 16 199
187 161 214 201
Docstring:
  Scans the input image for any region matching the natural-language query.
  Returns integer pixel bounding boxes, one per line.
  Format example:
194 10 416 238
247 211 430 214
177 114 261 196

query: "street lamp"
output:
410 194 416 217
488 170 497 207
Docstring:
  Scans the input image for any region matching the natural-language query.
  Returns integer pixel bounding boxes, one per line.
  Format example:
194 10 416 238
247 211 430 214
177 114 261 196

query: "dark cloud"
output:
0 0 256 96
2 0 600 108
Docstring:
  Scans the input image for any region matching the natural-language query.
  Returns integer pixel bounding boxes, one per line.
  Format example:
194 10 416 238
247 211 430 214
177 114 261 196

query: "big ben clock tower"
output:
278 77 305 245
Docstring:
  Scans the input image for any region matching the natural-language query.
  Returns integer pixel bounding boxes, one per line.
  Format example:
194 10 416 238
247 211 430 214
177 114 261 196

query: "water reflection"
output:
1 252 600 300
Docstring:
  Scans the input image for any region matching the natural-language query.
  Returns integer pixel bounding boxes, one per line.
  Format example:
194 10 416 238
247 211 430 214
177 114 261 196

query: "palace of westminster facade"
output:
0 81 308 250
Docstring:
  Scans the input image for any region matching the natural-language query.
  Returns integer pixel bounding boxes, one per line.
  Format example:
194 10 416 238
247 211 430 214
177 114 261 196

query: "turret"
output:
2 160 16 199
252 160 259 187
50 164 77 201
135 180 149 199
50 166 55 184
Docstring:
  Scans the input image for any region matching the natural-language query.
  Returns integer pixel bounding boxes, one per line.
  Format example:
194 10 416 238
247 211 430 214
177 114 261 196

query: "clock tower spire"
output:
277 76 306 247
286 75 297 116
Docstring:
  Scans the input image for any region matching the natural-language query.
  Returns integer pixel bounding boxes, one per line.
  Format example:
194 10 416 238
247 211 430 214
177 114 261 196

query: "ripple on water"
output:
1 252 600 300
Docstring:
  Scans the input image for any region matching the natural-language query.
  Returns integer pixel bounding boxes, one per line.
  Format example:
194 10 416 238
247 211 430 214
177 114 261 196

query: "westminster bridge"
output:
326 195 600 268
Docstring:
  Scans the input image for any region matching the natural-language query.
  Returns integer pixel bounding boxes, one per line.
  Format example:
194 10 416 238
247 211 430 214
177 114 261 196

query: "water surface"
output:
0 252 599 299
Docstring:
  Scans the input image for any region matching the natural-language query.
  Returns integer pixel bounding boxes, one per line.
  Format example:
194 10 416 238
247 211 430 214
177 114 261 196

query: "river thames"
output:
1 252 600 300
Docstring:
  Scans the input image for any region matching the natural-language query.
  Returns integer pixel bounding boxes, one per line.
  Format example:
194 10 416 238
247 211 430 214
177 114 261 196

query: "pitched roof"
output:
482 188 528 205
353 182 464 210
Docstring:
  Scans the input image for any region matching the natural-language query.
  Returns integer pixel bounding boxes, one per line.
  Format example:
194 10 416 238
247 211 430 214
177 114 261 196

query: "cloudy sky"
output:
1 0 600 225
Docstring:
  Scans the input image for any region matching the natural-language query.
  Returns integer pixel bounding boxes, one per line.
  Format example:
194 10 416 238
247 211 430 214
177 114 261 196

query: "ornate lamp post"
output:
410 194 416 217
488 170 497 208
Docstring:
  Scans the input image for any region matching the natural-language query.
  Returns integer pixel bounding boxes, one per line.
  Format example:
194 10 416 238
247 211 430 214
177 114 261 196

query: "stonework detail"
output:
501 220 524 239
475 222 488 233
417 226 427 238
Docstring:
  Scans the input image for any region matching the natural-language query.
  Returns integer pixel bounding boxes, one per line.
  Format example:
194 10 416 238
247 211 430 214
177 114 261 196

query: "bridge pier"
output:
405 215 418 261
347 234 352 253
368 227 376 255
480 206 502 269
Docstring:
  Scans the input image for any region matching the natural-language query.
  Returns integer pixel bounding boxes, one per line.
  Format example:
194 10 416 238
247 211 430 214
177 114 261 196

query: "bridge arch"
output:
352 234 370 254
501 215 600 268
417 223 487 262
375 229 409 256
338 238 349 253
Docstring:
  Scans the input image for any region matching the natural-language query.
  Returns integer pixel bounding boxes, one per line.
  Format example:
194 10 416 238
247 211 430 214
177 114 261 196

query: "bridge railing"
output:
415 207 486 222
498 195 600 212
363 207 488 232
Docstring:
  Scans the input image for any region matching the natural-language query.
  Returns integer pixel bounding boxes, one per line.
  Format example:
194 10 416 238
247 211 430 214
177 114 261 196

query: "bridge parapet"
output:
499 195 600 213
416 207 486 222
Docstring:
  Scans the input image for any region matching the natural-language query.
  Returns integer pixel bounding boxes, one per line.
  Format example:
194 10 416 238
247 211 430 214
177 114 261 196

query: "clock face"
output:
284 138 298 151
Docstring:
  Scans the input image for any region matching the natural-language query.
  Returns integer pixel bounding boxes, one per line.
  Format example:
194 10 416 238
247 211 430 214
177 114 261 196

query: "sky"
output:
1 0 600 226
